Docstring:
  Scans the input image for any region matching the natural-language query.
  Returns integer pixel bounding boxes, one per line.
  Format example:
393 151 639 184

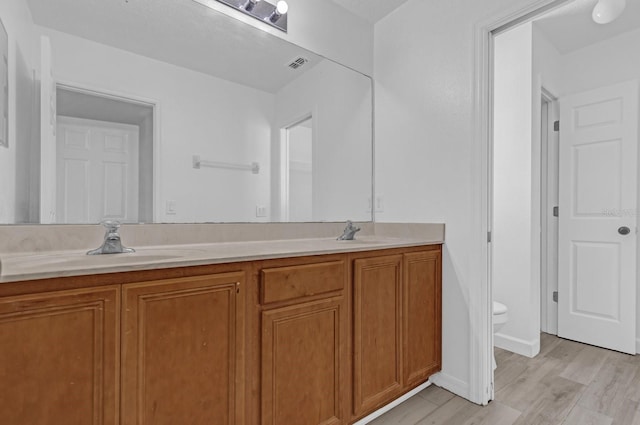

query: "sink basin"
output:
6 248 208 269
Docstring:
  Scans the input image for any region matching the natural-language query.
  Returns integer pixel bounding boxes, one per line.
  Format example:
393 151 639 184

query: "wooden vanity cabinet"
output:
0 243 441 425
259 260 348 425
121 272 245 425
352 254 404 417
0 286 120 425
403 250 442 387
352 247 442 420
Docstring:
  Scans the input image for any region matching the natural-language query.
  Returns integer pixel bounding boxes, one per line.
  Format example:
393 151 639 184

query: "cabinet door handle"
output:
618 226 631 235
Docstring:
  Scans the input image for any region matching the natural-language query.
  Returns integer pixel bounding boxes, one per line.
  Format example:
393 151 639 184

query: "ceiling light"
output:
592 0 626 24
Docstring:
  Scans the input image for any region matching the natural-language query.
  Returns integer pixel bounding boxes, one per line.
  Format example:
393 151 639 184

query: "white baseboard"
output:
353 381 432 425
636 338 640 354
429 372 470 400
494 332 540 358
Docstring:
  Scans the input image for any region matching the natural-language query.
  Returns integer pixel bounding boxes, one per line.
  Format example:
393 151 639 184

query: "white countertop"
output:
0 235 443 283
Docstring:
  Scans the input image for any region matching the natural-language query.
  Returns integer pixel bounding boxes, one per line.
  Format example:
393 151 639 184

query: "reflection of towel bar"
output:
192 155 260 174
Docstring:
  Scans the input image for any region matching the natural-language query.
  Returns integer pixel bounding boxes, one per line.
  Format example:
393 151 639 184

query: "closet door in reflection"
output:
56 117 139 223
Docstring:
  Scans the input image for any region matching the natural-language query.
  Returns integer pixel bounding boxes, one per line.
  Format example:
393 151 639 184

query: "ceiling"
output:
27 0 638 90
332 0 640 49
534 0 640 53
330 0 640 43
25 0 321 93
330 0 411 23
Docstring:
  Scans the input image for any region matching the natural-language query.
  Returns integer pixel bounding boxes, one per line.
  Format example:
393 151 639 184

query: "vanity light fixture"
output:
269 1 288 23
213 0 288 32
592 0 626 24
242 0 259 12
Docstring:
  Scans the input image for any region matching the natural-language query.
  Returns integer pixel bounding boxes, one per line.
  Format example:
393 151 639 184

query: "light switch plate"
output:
375 195 384 213
165 200 177 215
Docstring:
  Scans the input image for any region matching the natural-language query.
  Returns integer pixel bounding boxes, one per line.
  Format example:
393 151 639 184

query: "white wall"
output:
374 0 547 401
274 59 372 222
0 0 35 223
39 27 274 223
533 25 563 97
492 23 540 357
559 28 640 96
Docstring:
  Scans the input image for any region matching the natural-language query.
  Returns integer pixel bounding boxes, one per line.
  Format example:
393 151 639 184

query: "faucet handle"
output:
101 220 121 232
337 220 361 240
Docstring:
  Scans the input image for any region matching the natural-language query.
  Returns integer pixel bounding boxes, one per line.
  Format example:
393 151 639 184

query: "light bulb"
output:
276 0 288 15
243 0 260 12
592 0 626 24
268 0 288 22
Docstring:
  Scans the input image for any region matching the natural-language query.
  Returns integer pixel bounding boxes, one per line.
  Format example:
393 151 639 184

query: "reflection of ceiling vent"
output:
287 57 309 70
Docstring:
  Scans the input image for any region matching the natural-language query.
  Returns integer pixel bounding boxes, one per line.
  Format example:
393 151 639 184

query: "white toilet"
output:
492 301 509 370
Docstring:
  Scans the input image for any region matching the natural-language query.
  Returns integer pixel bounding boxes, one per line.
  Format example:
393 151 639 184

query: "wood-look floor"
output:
370 333 640 425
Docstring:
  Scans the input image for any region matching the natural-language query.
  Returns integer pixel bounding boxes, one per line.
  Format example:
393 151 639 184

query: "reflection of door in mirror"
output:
283 117 313 222
57 117 139 224
52 87 154 224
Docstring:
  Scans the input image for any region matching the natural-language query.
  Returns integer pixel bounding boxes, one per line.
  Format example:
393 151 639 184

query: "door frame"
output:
54 80 162 222
540 88 559 335
472 0 572 404
279 112 315 222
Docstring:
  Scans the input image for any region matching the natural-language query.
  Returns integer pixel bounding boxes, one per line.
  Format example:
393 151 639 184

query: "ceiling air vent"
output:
287 57 309 70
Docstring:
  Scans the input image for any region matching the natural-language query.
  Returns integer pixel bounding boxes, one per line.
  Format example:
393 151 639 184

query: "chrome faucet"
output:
337 220 361 241
87 221 136 255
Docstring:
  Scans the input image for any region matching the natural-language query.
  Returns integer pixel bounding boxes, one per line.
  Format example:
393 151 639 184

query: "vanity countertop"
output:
0 233 444 283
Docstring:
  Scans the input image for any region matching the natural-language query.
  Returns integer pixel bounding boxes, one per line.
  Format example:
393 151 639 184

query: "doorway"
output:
280 115 313 222
490 0 640 368
54 85 155 223
540 90 559 335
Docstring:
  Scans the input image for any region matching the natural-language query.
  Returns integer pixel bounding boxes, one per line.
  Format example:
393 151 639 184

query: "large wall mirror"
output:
0 0 373 224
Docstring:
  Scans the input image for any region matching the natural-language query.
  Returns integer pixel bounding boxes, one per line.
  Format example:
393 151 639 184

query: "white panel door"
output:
558 80 638 354
57 117 139 223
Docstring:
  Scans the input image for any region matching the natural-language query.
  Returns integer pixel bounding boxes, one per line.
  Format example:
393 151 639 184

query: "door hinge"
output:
553 120 560 132
553 291 558 303
487 231 492 243
553 206 559 217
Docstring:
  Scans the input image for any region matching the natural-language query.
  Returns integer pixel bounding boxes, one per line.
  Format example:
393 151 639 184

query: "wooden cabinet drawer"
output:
261 260 345 304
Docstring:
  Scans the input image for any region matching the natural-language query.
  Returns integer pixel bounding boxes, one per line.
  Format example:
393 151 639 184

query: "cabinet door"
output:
0 286 119 425
353 255 403 417
403 250 442 387
262 297 345 425
121 272 244 425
